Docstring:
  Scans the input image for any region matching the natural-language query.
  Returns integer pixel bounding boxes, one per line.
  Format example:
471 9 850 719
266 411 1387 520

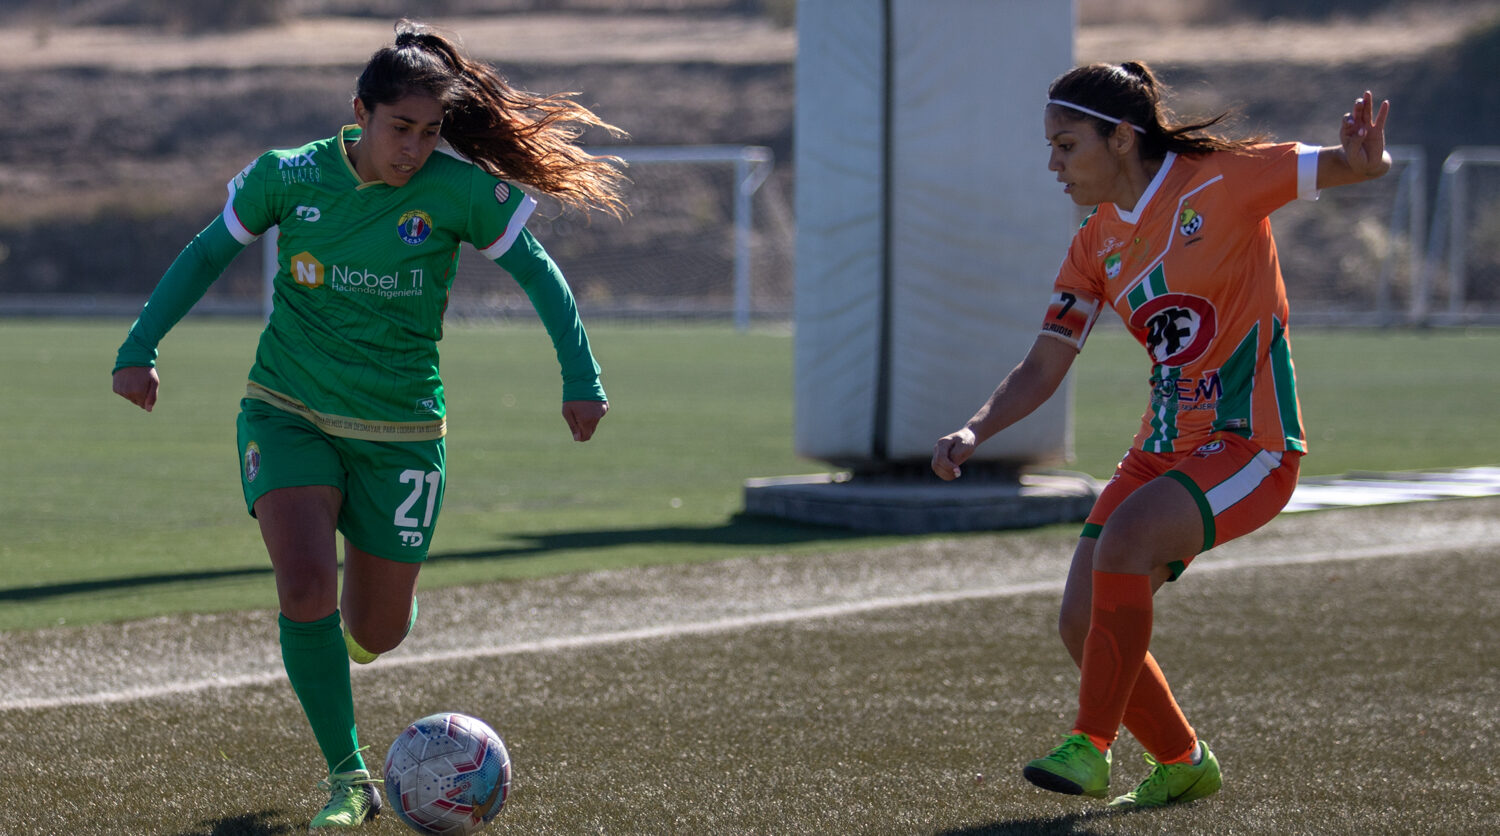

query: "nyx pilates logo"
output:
279 149 318 168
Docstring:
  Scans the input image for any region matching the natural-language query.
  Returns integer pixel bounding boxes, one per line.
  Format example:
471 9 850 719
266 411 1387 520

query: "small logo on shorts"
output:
244 441 261 482
414 397 438 415
399 530 425 547
1193 440 1226 458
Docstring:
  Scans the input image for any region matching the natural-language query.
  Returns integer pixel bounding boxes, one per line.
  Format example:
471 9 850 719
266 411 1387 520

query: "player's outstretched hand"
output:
113 366 160 412
931 427 977 481
1340 90 1391 179
563 399 609 442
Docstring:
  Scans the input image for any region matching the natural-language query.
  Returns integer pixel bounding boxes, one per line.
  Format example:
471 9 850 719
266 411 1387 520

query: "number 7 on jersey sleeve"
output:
1039 290 1102 351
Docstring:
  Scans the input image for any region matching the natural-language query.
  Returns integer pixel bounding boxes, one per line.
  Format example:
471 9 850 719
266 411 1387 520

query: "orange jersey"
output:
1040 143 1321 454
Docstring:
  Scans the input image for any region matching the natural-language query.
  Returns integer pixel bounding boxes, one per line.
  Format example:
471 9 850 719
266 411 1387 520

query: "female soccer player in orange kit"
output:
931 62 1390 807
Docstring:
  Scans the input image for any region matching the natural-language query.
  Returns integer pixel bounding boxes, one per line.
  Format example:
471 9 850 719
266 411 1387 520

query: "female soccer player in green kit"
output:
113 21 626 829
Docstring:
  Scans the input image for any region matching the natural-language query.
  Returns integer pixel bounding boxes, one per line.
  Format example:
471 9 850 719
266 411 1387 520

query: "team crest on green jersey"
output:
398 210 434 245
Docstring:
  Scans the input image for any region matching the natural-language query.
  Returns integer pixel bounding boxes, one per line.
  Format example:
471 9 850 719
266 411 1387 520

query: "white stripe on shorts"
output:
1203 447 1285 515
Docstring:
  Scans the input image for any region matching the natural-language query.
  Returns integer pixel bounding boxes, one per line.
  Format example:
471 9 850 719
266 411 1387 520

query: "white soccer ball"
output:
384 712 512 835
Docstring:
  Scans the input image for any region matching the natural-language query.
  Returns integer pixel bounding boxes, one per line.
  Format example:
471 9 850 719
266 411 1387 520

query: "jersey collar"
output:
1112 151 1177 225
337 124 385 190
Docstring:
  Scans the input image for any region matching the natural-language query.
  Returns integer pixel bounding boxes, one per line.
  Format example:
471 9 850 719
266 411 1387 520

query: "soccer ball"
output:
384 712 512 835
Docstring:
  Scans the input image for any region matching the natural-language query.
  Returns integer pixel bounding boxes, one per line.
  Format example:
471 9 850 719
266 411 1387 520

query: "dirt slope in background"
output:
1 8 1496 297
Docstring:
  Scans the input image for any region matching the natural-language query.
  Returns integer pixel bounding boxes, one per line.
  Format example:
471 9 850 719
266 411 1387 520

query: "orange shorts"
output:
1081 433 1301 580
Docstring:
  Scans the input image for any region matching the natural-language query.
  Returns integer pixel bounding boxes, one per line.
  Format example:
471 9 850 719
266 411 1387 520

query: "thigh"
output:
253 484 343 621
237 399 346 516
1081 448 1175 540
340 543 421 647
1093 474 1205 577
1166 433 1301 553
335 436 447 563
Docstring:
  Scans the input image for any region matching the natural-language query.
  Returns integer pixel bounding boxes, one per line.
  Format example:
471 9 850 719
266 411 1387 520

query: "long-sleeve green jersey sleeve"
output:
496 228 606 403
113 217 246 372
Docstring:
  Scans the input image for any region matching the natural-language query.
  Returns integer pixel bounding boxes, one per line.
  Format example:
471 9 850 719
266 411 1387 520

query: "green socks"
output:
279 611 364 774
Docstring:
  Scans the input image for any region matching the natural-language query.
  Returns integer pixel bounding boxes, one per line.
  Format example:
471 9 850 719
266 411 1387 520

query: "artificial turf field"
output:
1 321 1497 833
0 496 1496 834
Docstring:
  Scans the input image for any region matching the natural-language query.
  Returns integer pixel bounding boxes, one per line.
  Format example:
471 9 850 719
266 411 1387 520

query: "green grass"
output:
1 500 1496 834
2 319 1497 631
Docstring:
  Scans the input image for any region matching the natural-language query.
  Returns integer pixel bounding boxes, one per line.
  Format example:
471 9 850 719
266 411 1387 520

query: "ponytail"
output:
357 20 629 218
1047 62 1264 159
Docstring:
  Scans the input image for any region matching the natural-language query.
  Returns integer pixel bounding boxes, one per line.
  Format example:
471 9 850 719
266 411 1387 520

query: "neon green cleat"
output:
309 768 383 830
343 599 418 665
1023 733 1112 798
1108 741 1222 808
343 626 380 665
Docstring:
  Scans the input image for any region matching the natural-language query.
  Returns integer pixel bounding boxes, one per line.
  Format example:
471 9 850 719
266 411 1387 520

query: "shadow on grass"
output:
0 566 274 602
433 512 869 562
939 806 1142 835
175 809 294 835
0 514 869 602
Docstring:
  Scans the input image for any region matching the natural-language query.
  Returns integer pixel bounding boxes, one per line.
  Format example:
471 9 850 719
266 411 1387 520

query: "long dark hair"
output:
356 20 629 218
1047 62 1264 159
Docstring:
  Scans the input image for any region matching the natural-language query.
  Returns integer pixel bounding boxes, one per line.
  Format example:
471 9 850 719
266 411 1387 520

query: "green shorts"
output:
236 399 446 562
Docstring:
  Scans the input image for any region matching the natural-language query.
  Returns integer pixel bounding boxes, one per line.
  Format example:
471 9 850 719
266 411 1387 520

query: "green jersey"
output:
117 126 605 440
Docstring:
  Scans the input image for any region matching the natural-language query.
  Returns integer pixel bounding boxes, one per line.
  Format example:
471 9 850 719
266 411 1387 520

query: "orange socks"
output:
1123 652 1198 764
1072 571 1154 751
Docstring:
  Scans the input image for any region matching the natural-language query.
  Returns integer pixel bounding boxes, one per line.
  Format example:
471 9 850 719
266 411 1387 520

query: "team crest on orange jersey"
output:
1179 207 1203 237
1104 253 1123 280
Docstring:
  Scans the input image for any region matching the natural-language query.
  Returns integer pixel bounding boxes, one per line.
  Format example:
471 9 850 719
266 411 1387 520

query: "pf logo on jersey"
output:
1128 292 1218 367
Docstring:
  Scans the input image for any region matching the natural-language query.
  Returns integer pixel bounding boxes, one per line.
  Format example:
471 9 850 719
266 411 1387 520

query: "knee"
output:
276 573 337 622
1058 605 1090 660
346 612 410 655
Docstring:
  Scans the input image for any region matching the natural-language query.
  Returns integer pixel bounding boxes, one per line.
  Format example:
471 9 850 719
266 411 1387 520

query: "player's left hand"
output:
563 399 608 441
1340 90 1391 179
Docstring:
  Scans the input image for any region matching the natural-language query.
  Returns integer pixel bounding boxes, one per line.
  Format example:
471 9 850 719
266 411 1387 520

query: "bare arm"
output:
930 335 1078 481
1316 90 1392 190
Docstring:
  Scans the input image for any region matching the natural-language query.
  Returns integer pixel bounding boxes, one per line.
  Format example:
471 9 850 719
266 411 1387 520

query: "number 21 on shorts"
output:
394 469 442 546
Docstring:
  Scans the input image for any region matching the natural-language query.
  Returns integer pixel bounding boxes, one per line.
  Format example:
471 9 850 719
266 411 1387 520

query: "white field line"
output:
1 535 1488 712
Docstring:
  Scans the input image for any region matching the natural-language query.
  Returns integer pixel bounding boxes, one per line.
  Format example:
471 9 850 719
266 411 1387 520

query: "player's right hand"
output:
113 366 160 412
931 428 977 481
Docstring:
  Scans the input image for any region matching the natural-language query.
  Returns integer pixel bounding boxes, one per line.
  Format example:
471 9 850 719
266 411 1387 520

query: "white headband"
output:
1047 99 1147 134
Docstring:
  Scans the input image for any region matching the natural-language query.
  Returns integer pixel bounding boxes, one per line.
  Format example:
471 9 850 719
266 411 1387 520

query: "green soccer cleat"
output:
343 598 418 665
343 626 379 665
1023 733 1112 798
1108 740 1222 808
309 768 383 830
